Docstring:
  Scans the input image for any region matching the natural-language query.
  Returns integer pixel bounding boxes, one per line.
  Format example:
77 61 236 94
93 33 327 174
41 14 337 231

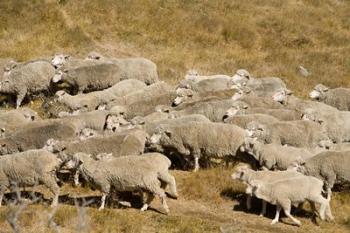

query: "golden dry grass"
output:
1 0 350 232
1 0 350 96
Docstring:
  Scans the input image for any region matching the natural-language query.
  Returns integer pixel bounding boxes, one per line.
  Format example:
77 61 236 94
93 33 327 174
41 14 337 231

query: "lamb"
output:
0 60 55 107
245 120 327 148
240 138 321 170
0 108 41 137
295 151 350 199
309 84 350 111
66 152 178 212
223 113 280 128
231 165 304 216
170 99 237 122
0 149 68 207
52 57 158 93
149 122 245 171
54 79 146 111
223 103 301 121
250 175 333 226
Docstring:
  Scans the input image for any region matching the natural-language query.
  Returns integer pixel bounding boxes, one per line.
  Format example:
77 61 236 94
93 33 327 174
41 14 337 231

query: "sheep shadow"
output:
220 188 318 223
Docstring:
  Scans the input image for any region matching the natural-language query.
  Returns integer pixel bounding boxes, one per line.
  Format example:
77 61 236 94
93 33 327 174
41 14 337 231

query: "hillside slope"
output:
1 0 349 95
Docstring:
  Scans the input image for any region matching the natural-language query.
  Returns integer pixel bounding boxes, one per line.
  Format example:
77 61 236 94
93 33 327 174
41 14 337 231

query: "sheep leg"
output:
0 186 6 207
260 200 267 216
43 177 60 207
140 192 155 212
246 195 252 210
99 193 107 211
281 201 301 226
271 204 281 225
16 91 26 109
73 170 80 187
152 186 169 214
158 172 178 198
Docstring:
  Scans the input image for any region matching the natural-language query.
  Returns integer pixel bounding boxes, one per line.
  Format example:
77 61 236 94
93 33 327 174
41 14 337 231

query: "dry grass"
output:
1 0 350 96
0 0 350 232
0 168 349 232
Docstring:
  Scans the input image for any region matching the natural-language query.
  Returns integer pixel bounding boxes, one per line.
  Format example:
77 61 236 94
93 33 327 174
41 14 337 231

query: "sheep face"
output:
3 60 18 76
52 70 66 83
232 69 250 86
231 165 250 181
245 122 266 139
105 115 131 132
272 88 292 104
301 108 324 124
173 88 194 106
309 84 328 100
240 138 259 157
0 78 13 94
184 69 199 81
51 54 70 69
223 103 248 120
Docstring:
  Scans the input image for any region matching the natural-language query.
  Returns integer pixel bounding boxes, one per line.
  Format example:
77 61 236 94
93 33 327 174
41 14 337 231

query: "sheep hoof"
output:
98 207 104 211
270 219 278 225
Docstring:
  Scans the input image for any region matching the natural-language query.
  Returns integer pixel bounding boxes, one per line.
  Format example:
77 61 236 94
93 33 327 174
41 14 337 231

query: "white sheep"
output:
240 137 322 170
309 84 350 111
295 150 350 200
0 149 68 207
66 152 178 212
250 176 333 226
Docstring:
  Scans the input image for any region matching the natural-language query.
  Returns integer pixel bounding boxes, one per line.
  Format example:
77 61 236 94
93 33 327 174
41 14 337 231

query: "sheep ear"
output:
243 104 248 109
286 89 293 95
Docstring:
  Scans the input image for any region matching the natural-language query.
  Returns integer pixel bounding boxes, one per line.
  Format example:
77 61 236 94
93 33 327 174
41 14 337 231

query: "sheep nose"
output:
222 114 229 121
112 127 117 132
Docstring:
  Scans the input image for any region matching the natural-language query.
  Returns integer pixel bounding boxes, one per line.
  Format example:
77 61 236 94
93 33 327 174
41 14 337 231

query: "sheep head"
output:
309 84 328 100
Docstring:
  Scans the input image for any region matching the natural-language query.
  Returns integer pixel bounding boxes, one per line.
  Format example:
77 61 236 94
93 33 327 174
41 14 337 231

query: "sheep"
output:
0 60 55 107
105 82 176 119
223 102 301 121
223 114 280 128
184 69 232 83
250 176 333 226
240 137 321 170
173 86 236 106
0 149 68 207
170 99 237 122
0 120 80 155
301 108 350 143
52 57 158 93
272 89 338 114
231 165 304 216
295 150 350 199
245 120 327 148
233 95 285 110
47 129 147 158
142 114 211 135
244 77 286 96
149 122 246 171
54 79 146 111
309 84 350 111
66 152 178 212
0 108 41 137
